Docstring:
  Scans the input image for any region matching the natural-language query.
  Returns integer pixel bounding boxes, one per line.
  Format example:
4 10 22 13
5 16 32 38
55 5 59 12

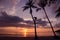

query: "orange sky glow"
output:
0 27 60 37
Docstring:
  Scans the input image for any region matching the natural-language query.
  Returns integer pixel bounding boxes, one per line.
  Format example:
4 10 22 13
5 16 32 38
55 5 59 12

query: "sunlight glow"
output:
23 28 27 37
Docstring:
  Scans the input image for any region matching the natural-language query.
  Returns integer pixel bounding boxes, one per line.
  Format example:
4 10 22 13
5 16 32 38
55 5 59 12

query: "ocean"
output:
0 27 60 37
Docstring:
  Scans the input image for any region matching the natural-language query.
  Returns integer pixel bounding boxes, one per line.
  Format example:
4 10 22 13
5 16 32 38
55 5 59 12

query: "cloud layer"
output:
0 11 48 27
0 11 24 27
36 19 48 26
55 23 60 27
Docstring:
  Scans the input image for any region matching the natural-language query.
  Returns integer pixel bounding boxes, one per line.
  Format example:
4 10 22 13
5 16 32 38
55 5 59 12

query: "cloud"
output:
0 0 21 16
24 20 33 25
0 11 48 27
55 23 60 27
36 19 48 26
0 0 21 6
0 11 34 27
24 18 48 27
0 11 24 27
16 24 33 28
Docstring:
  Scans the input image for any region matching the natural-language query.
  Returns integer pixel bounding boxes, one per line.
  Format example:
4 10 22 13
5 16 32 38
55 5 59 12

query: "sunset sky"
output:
0 0 60 37
0 0 60 27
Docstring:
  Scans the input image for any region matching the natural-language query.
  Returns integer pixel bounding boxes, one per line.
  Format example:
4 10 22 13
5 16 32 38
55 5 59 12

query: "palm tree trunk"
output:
43 8 56 37
30 7 37 39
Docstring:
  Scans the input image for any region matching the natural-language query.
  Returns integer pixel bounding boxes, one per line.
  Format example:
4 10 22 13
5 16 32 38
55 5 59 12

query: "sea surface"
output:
0 27 60 37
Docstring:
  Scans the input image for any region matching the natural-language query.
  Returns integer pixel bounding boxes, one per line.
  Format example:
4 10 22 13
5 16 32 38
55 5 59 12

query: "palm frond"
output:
26 0 34 6
55 7 60 12
22 0 36 12
56 13 60 17
32 5 37 8
48 0 57 6
38 0 47 8
22 6 29 11
36 8 41 12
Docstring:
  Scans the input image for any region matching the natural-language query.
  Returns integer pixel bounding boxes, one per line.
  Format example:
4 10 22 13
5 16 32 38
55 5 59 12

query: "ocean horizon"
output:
0 27 60 37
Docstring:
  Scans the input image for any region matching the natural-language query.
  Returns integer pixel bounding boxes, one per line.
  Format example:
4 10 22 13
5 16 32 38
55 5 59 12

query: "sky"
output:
0 0 60 27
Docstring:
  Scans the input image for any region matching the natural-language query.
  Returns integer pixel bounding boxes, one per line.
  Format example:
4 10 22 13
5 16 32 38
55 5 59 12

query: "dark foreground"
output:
0 36 60 40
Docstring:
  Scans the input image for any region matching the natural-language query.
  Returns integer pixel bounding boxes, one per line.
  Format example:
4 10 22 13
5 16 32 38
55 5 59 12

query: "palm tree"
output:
55 7 60 17
34 17 37 39
22 0 37 39
36 0 57 37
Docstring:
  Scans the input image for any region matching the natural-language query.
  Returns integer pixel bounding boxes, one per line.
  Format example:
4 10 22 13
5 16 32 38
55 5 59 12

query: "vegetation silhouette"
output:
55 30 60 33
36 0 57 38
55 7 60 39
55 7 60 36
22 0 38 39
23 0 58 39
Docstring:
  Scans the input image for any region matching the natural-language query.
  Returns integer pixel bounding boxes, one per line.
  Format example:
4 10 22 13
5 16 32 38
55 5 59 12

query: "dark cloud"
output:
0 11 24 27
24 20 33 25
24 18 48 27
0 11 48 27
36 19 48 26
0 11 34 27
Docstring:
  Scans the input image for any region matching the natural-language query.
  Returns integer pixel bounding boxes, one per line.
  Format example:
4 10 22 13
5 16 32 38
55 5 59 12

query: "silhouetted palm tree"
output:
34 17 37 39
36 0 57 37
55 7 60 17
22 0 37 39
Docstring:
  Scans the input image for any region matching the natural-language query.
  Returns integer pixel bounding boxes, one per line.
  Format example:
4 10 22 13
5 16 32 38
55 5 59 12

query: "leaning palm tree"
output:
36 0 57 37
55 7 60 17
22 0 37 39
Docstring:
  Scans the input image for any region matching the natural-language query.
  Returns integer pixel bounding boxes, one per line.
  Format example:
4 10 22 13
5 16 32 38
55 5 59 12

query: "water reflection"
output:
23 28 27 37
0 27 60 37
